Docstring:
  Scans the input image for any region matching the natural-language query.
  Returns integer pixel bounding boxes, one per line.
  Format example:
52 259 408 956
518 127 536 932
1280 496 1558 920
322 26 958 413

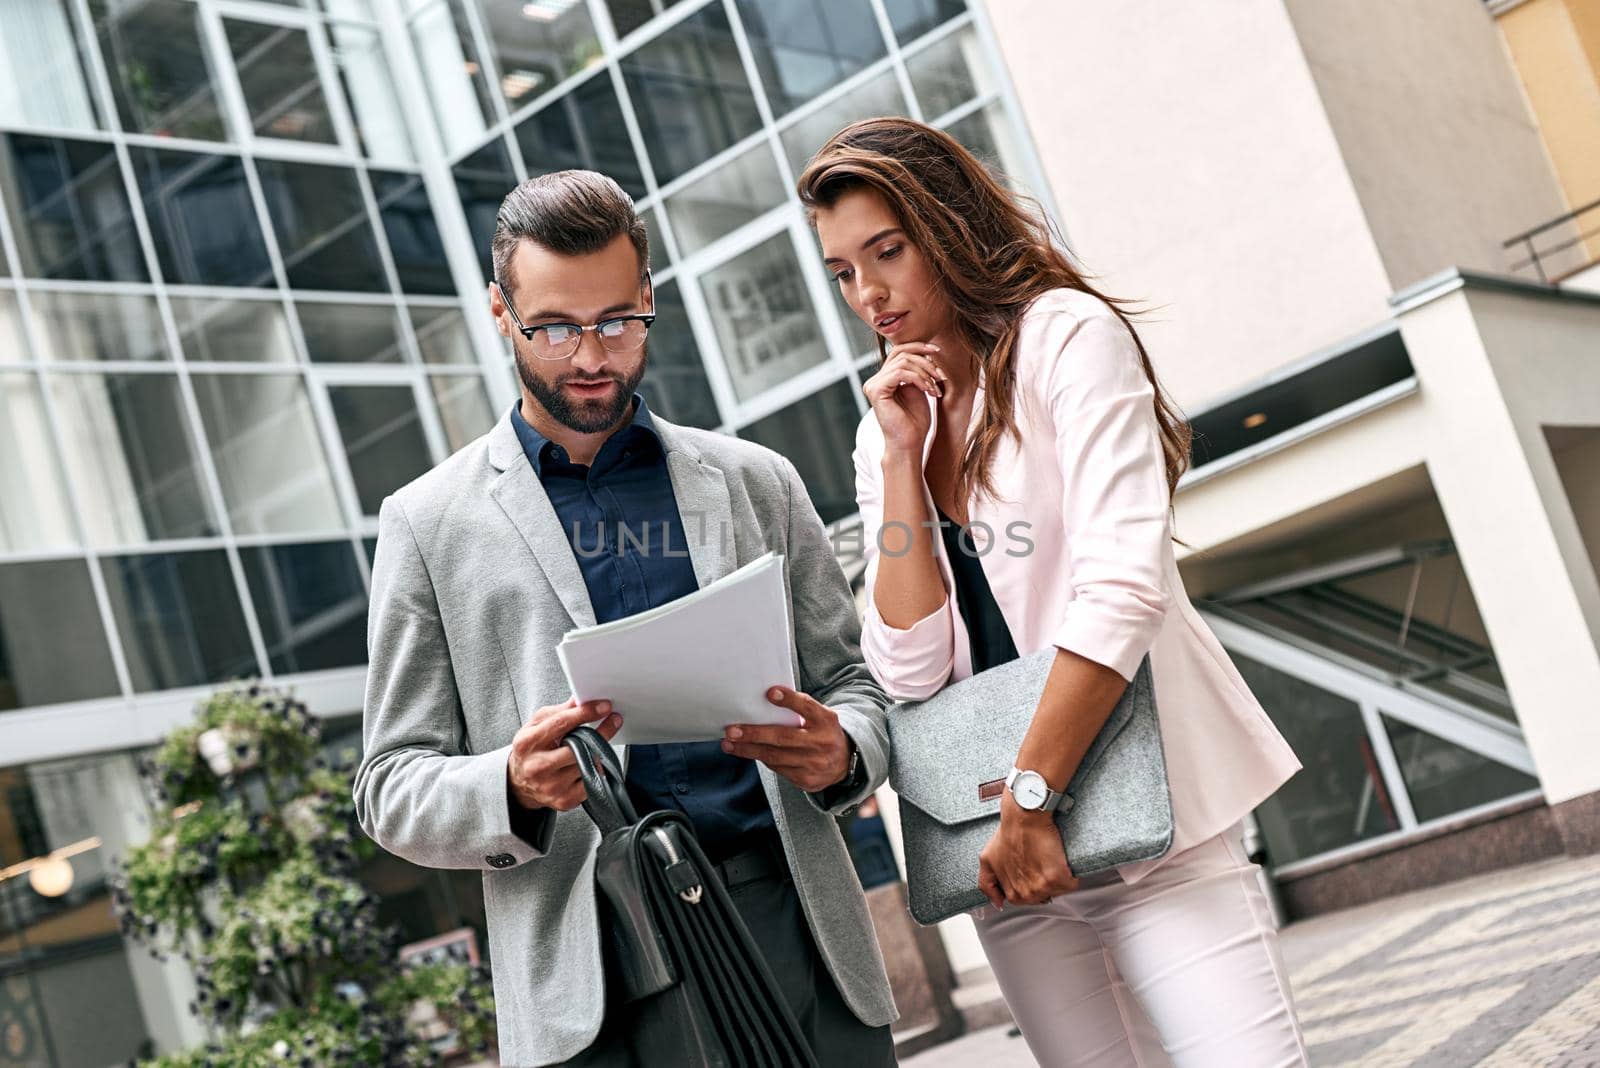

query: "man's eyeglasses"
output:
495 278 656 362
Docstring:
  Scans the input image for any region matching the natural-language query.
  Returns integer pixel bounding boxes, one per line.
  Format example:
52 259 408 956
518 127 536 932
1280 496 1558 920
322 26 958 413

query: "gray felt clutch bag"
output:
886 649 1174 925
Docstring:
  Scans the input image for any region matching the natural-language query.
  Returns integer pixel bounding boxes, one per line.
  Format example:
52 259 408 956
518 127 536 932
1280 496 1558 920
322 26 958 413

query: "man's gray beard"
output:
517 345 648 434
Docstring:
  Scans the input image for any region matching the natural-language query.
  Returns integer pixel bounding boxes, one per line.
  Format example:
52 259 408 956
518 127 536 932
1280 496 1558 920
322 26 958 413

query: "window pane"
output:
701 233 829 402
241 540 368 673
255 159 390 292
779 67 908 176
0 374 78 552
514 71 646 199
372 171 456 295
296 301 407 363
734 0 887 119
101 549 259 691
942 101 1027 183
832 280 879 359
637 279 718 429
90 0 228 141
1232 653 1397 866
411 305 476 364
605 0 693 38
224 19 339 144
0 0 103 132
882 0 964 46
736 378 857 523
0 135 147 283
190 373 345 535
328 23 416 164
665 140 785 257
27 291 168 363
1 291 31 365
472 0 602 114
50 373 217 546
620 4 762 186
328 384 435 514
429 374 494 451
411 0 495 157
128 148 275 288
453 137 518 283
1381 715 1539 825
171 296 297 363
0 560 120 709
907 25 992 121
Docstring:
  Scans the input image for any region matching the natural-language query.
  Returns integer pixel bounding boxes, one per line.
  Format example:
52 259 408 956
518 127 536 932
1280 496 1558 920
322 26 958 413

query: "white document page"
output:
555 552 801 744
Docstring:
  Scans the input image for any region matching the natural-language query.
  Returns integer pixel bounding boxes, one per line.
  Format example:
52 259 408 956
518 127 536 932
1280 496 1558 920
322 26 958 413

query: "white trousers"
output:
971 827 1308 1068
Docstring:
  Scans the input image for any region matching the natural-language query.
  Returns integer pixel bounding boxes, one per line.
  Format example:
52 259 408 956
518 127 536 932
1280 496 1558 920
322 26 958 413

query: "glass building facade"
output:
0 0 1034 1061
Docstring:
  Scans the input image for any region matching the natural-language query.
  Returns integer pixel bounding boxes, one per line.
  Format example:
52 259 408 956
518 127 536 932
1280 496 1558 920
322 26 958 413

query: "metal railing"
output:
1504 195 1600 283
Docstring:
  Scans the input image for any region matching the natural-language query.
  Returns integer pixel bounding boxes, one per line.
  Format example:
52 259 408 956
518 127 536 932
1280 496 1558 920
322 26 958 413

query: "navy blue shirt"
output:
510 397 776 861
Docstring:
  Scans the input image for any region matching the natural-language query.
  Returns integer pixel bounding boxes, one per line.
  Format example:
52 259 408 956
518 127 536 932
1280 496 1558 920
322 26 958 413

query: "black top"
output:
934 507 1021 674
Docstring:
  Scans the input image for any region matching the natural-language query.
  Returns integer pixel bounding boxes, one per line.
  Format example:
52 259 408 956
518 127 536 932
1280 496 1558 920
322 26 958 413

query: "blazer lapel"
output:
486 419 597 629
656 421 738 590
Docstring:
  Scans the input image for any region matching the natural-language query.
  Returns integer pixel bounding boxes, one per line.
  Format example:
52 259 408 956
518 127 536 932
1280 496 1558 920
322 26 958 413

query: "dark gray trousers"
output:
560 859 897 1067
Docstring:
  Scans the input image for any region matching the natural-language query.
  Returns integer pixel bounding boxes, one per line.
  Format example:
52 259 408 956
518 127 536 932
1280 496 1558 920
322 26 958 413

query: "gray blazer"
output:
354 412 898 1067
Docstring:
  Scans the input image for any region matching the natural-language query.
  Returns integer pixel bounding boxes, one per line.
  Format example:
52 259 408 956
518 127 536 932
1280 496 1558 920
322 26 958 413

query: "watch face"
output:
1013 771 1049 809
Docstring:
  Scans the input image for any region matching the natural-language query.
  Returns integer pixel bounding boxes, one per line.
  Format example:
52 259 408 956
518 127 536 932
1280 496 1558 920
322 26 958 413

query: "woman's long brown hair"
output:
796 118 1192 506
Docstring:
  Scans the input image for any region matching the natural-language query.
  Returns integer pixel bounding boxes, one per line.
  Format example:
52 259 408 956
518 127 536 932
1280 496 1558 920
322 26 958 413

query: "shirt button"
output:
673 783 689 795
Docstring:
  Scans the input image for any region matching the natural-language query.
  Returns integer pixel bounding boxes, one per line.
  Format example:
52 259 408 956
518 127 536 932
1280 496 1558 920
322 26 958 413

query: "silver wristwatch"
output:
1005 766 1072 814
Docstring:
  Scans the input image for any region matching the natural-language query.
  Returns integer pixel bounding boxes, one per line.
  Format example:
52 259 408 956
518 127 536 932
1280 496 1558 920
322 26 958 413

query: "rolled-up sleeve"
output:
1040 306 1172 681
852 420 955 700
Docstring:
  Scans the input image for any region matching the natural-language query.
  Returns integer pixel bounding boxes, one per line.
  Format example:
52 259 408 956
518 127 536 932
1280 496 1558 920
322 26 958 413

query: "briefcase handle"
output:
564 725 637 835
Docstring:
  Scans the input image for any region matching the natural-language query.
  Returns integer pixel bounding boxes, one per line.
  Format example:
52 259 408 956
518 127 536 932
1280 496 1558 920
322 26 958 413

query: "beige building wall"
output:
981 0 1395 409
1284 0 1570 290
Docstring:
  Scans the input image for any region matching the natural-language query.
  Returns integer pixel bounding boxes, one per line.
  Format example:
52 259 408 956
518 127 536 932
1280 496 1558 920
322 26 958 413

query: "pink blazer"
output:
852 288 1301 878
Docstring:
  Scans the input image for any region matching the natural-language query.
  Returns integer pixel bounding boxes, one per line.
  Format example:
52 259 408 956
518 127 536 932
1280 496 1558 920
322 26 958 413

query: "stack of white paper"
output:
556 552 801 745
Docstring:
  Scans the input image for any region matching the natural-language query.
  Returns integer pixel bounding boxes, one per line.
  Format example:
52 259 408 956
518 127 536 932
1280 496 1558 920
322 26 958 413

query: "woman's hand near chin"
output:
862 342 947 455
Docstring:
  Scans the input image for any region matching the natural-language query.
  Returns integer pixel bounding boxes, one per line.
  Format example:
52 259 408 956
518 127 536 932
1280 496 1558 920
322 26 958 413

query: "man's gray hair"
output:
490 170 649 296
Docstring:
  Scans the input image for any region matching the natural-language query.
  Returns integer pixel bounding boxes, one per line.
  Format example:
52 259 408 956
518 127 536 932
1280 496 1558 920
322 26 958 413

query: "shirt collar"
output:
508 393 659 477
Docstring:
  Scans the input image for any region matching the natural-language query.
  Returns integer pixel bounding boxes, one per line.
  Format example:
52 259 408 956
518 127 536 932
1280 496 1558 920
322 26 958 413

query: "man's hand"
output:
507 698 623 812
721 687 852 792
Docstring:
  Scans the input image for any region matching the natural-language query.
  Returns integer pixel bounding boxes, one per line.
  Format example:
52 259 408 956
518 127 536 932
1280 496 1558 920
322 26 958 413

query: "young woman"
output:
798 118 1307 1067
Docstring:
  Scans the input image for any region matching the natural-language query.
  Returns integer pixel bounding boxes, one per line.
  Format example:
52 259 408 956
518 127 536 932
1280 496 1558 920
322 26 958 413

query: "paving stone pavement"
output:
904 853 1600 1067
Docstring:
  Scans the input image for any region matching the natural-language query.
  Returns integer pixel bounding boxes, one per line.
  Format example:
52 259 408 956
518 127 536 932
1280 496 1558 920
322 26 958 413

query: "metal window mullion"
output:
408 375 450 465
732 361 855 428
673 254 743 431
929 91 997 131
303 13 365 159
1358 700 1419 831
863 0 925 123
965 0 1061 225
608 0 718 54
305 375 373 528
453 0 509 127
786 210 860 376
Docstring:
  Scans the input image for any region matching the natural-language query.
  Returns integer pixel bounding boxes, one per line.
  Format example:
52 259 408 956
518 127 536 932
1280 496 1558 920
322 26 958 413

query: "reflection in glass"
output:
328 23 416 163
0 135 147 282
471 0 602 113
605 0 693 38
411 305 476 364
514 72 646 199
328 384 435 514
371 171 456 295
637 279 718 429
101 550 259 691
943 101 1026 183
620 4 762 185
779 68 908 176
296 302 407 363
453 137 518 282
224 19 339 144
255 159 390 292
429 374 495 451
1 291 30 364
0 374 78 551
882 0 965 46
0 560 121 709
128 148 275 288
701 233 828 402
736 378 858 522
1233 653 1396 866
411 0 495 157
1381 715 1538 824
0 0 102 131
906 25 990 121
190 373 345 535
28 291 168 363
170 296 297 363
242 541 369 673
90 0 228 140
50 374 217 546
666 141 785 256
734 0 887 119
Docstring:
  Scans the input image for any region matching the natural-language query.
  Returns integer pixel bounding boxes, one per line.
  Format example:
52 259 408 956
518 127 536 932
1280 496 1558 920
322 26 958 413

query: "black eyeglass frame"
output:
494 273 657 361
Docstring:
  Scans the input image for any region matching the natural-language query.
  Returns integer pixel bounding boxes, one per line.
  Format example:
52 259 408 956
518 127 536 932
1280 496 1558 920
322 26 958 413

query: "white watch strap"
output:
1006 766 1067 812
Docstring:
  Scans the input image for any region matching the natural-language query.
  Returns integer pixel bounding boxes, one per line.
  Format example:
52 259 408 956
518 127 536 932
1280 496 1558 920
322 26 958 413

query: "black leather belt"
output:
713 838 786 889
